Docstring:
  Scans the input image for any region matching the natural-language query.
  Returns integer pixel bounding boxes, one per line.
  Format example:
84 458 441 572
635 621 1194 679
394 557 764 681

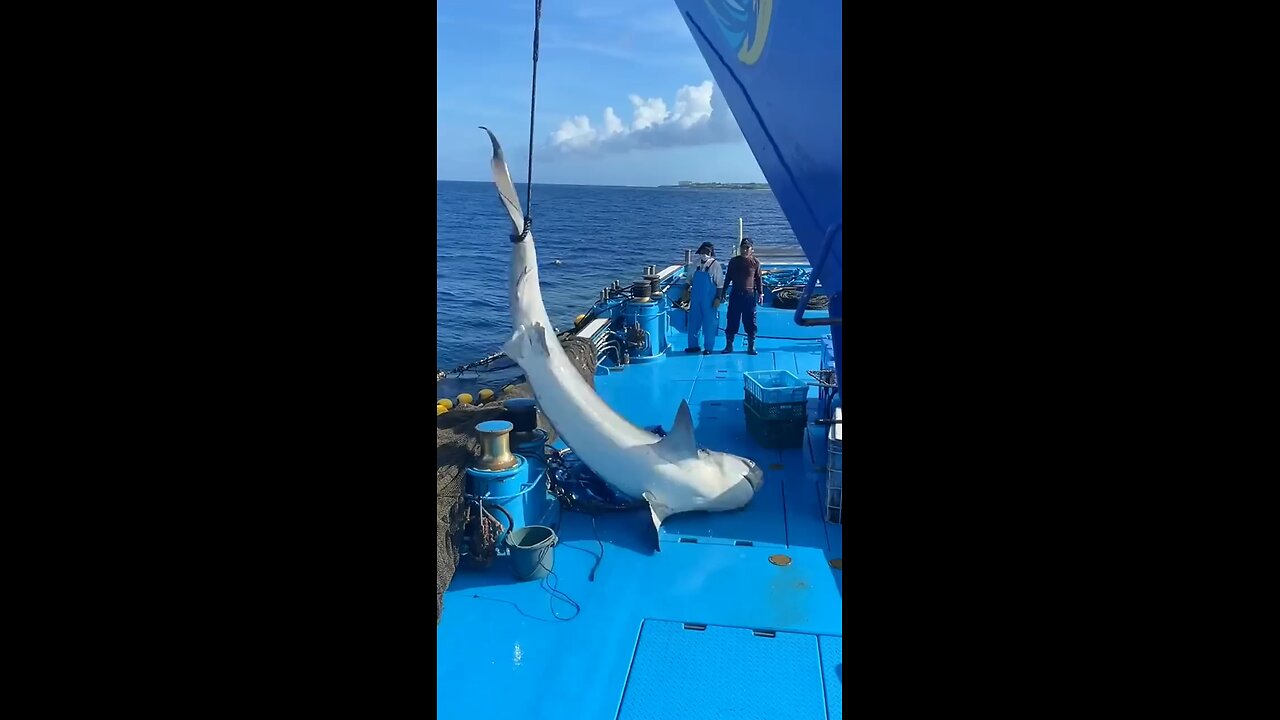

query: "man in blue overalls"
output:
683 241 724 355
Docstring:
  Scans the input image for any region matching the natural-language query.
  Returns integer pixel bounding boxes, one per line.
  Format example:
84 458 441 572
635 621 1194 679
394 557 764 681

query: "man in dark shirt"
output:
721 237 764 355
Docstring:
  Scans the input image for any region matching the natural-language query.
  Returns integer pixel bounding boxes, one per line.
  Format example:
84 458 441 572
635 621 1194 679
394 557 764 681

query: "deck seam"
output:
817 636 831 719
613 620 648 720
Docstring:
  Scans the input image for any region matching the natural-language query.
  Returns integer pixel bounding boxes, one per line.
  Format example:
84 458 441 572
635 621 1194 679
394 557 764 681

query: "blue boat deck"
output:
438 306 843 720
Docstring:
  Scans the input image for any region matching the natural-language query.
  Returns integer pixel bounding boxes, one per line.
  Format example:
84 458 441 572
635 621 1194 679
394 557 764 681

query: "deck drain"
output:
752 630 777 638
769 463 784 471
768 554 792 566
734 540 754 547
829 558 842 570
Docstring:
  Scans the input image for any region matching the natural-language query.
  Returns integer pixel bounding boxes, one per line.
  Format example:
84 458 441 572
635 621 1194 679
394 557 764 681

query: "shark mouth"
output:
744 460 764 492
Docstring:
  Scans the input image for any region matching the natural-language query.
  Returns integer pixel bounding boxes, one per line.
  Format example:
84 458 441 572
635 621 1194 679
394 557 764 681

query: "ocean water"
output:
436 180 796 376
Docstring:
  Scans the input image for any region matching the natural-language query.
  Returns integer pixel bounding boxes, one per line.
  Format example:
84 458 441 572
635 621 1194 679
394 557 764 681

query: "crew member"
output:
722 237 764 355
683 241 724 354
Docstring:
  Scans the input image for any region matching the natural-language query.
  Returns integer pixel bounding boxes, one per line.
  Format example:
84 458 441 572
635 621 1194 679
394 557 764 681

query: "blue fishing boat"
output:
436 2 842 718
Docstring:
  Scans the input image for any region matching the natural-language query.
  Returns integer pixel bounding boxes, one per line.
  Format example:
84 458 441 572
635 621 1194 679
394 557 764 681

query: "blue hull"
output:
673 0 844 398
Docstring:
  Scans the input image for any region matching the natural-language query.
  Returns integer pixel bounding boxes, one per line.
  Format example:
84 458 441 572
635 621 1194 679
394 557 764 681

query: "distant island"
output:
658 180 770 190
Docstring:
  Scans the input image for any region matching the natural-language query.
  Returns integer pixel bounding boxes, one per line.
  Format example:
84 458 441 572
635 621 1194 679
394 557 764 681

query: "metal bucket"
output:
505 525 557 581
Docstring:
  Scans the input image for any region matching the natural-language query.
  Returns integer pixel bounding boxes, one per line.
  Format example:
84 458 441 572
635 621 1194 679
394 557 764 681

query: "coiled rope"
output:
772 286 831 310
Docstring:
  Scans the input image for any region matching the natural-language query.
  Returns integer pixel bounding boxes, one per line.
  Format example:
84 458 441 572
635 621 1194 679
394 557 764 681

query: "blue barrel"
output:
511 431 550 524
623 297 666 361
512 430 548 479
465 455 543 540
652 291 670 352
503 398 553 525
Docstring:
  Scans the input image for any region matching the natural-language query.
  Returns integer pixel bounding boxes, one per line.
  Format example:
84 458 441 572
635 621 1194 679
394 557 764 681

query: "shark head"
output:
682 446 765 512
705 447 764 493
646 443 763 533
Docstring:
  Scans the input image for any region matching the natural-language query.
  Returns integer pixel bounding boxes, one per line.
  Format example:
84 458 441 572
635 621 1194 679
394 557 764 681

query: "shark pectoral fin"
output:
643 491 674 551
656 399 699 459
501 323 552 364
502 326 529 362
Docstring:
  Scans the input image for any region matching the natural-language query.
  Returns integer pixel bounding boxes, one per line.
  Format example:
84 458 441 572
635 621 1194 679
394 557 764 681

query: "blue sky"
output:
437 0 766 187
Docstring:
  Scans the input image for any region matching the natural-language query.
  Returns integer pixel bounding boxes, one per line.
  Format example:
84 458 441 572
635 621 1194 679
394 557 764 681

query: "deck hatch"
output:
616 619 826 719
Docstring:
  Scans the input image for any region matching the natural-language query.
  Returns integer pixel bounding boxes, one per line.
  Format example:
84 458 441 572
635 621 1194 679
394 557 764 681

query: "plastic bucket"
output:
505 525 557 581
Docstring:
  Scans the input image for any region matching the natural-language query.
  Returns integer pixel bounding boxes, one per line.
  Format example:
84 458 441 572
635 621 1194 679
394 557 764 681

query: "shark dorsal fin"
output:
657 399 698 458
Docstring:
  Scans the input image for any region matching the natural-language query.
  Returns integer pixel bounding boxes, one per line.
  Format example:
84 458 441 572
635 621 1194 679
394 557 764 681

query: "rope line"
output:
518 0 543 241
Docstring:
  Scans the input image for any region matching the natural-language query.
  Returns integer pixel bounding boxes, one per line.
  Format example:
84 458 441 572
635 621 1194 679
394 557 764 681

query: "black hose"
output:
482 500 515 536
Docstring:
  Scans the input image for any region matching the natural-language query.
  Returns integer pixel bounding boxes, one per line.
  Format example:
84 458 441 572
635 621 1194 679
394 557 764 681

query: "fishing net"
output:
436 335 598 624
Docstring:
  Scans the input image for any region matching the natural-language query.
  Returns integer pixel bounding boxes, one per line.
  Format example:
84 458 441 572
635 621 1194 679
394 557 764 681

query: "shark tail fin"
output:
480 126 526 237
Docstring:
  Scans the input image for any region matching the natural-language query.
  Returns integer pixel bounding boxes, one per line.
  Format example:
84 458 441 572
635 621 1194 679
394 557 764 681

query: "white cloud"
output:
629 95 668 130
551 116 596 150
603 107 625 135
549 81 740 154
670 81 713 128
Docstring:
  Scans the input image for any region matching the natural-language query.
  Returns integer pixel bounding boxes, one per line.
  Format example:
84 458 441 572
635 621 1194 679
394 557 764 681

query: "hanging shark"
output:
480 127 763 547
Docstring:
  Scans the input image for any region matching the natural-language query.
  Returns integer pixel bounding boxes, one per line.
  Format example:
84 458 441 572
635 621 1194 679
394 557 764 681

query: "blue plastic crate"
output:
744 392 807 420
745 402 806 449
743 370 808 405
